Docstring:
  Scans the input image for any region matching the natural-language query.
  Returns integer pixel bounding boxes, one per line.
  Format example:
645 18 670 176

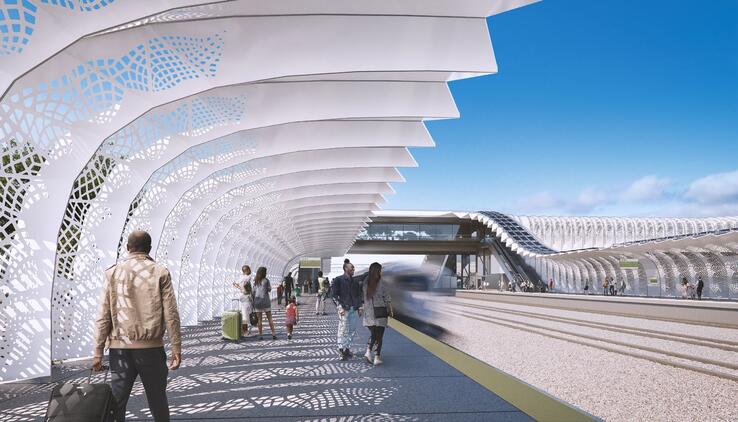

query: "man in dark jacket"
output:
696 276 704 300
284 273 294 303
332 262 363 360
312 275 320 296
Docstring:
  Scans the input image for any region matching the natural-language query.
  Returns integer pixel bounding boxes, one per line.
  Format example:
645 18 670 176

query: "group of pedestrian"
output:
332 260 392 366
233 265 278 340
681 276 704 300
601 276 626 296
90 231 393 421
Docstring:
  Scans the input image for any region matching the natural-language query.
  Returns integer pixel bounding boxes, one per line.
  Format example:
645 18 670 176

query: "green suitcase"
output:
222 299 242 341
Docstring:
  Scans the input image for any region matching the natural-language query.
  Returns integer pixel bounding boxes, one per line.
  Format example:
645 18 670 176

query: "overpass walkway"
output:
0 295 592 421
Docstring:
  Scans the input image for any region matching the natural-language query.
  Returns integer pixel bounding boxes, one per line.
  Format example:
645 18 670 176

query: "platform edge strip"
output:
388 318 600 422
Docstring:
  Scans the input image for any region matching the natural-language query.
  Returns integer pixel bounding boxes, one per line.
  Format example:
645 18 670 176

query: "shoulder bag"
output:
372 296 388 319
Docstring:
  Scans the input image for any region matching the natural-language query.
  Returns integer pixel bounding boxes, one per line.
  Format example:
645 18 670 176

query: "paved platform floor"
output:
0 295 533 421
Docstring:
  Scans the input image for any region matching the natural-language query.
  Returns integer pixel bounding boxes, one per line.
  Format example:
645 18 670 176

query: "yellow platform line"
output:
389 318 600 422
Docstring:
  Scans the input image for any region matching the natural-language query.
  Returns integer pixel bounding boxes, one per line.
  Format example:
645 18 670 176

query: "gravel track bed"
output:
434 311 738 422
446 296 738 343
440 302 738 368
444 307 738 381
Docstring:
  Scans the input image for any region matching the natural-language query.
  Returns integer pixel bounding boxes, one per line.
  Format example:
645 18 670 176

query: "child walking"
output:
241 282 254 336
285 297 299 340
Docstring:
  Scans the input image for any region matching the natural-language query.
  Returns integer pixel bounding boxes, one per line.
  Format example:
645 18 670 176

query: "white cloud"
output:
572 187 609 212
684 170 738 204
620 175 672 202
511 171 738 217
514 191 562 211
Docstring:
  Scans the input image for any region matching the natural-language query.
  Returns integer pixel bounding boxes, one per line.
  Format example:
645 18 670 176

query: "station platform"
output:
456 290 738 329
0 296 592 421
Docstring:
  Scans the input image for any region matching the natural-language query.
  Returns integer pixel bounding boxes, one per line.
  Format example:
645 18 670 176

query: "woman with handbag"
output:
362 262 392 366
251 266 277 340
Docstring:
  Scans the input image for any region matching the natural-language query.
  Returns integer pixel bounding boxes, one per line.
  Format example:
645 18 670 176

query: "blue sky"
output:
388 0 738 217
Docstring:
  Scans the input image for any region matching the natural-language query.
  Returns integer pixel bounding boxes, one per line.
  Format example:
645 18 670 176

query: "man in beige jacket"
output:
92 231 182 422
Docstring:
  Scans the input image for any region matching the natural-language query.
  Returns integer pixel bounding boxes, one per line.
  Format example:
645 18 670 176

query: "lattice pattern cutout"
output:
648 252 674 295
699 251 724 297
0 0 37 55
155 164 268 261
58 95 246 282
179 194 279 324
0 139 46 366
120 132 254 257
42 0 115 12
603 256 628 294
1 0 115 56
211 214 295 316
196 193 282 320
51 97 246 359
1 31 226 343
681 251 708 293
517 216 738 252
546 248 738 299
664 251 692 283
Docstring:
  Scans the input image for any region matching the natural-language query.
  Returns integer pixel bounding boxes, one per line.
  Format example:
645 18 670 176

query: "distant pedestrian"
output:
252 267 277 340
277 282 284 307
285 298 299 340
603 278 609 296
609 277 616 296
681 277 689 299
315 271 328 315
284 273 294 303
548 278 554 292
333 261 363 360
363 262 392 366
618 279 626 296
696 276 704 300
92 230 181 422
312 274 320 296
584 279 590 295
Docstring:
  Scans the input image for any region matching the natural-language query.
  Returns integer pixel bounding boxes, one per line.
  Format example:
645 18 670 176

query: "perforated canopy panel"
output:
0 0 538 381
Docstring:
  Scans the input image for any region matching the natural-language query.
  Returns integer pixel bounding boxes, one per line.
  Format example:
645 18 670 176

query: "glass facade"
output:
356 223 480 241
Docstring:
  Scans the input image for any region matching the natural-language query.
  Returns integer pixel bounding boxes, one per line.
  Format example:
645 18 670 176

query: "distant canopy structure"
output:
0 1 537 382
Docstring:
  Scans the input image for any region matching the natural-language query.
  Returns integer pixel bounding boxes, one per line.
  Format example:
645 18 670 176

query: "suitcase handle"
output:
231 298 240 311
88 365 110 384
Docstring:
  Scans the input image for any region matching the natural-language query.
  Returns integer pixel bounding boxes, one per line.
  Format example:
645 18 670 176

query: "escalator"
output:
477 211 554 291
485 236 544 291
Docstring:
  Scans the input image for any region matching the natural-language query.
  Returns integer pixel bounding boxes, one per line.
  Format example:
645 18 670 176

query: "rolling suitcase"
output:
45 366 117 421
222 299 242 341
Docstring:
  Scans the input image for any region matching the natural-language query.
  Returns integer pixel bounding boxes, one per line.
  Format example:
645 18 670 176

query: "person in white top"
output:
315 271 328 315
232 265 254 336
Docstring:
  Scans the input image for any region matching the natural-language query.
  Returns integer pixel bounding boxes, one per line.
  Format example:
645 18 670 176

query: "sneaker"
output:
339 349 349 361
288 334 292 340
364 348 373 364
346 349 354 358
272 335 277 340
373 355 383 366
258 336 263 341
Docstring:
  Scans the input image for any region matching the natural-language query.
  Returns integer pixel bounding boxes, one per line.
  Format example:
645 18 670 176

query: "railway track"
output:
434 298 738 383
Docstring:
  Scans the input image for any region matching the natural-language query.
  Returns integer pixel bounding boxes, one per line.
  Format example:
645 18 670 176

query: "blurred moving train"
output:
354 262 447 337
